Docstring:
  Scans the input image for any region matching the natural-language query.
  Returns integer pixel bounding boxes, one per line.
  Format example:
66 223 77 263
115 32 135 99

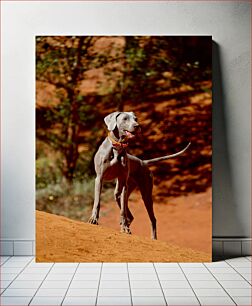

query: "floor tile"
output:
204 261 230 267
99 280 129 288
155 267 182 273
76 267 101 273
62 296 96 305
2 288 37 296
128 263 153 268
225 288 252 296
189 280 222 288
234 267 251 274
66 288 97 297
1 274 17 281
101 273 128 281
227 261 252 268
97 296 132 305
232 296 252 305
102 267 128 274
30 296 64 305
45 273 73 281
0 280 12 289
50 267 77 274
35 287 68 296
180 263 205 267
181 267 209 274
205 267 236 274
160 280 190 288
53 263 78 268
1 267 23 274
130 280 160 289
2 261 28 268
226 257 250 263
0 296 32 305
214 273 246 281
154 263 179 267
16 273 46 281
131 288 163 297
219 280 252 288
8 280 42 289
194 288 228 296
198 296 235 305
132 296 166 305
70 280 99 289
0 256 10 264
128 267 155 273
241 273 252 283
8 256 33 262
40 280 71 288
79 263 102 267
163 288 195 296
165 296 200 305
22 267 50 274
103 263 127 267
158 273 186 280
27 262 53 268
73 273 100 281
98 288 130 297
129 273 157 281
185 273 215 281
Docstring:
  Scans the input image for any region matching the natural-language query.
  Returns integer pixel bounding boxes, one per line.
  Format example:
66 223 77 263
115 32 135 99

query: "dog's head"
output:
104 111 140 139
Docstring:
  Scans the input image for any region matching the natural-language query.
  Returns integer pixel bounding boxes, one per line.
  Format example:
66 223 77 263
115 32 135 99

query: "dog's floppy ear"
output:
104 112 121 131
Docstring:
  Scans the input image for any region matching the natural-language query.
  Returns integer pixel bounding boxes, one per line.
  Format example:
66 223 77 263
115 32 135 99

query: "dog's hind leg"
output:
138 172 157 240
142 194 157 240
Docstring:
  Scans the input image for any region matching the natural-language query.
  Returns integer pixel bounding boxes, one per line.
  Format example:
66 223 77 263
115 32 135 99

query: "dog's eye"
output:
123 117 128 121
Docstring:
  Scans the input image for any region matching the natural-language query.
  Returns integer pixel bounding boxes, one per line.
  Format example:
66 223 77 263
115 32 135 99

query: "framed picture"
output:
36 36 212 262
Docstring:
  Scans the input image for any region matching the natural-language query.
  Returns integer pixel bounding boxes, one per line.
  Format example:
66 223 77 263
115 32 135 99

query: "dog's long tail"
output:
142 142 191 166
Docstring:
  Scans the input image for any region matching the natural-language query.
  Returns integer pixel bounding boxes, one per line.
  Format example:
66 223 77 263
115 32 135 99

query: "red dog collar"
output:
108 132 129 149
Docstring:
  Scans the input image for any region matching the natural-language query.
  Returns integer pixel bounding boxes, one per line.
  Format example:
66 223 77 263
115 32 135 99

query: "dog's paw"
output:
88 217 99 225
121 225 132 235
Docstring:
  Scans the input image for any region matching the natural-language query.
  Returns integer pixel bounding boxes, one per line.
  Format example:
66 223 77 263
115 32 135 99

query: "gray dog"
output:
88 111 190 239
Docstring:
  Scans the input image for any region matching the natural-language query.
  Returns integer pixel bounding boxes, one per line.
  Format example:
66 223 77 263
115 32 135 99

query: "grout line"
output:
178 263 201 306
126 263 133 306
28 261 55 305
0 256 34 297
225 260 252 285
61 263 80 306
153 262 168 306
95 262 103 306
0 256 12 266
203 263 238 305
243 257 251 262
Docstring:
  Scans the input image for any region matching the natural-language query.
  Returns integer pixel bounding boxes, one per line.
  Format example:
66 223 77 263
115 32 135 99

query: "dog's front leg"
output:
120 181 131 234
88 175 102 225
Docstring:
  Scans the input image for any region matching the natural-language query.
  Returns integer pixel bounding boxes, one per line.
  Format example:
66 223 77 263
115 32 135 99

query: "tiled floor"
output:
0 256 251 305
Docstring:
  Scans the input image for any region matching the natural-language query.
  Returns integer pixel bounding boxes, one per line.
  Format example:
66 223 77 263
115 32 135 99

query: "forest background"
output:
36 36 212 232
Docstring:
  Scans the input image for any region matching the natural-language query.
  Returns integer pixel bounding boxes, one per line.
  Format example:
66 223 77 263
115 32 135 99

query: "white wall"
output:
1 1 250 240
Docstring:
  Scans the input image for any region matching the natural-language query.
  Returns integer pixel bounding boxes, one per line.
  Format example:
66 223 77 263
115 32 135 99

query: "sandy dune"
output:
36 210 211 262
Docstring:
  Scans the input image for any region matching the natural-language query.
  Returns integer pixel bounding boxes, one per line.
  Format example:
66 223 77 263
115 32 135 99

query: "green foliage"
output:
36 178 115 221
36 157 62 189
36 179 95 221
